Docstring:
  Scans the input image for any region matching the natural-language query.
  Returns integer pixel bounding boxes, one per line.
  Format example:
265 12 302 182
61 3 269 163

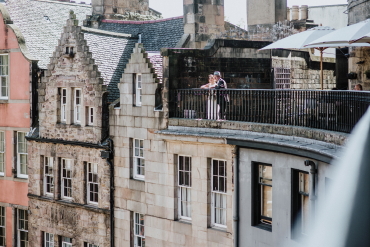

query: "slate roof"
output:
5 0 92 68
99 17 184 51
83 30 136 102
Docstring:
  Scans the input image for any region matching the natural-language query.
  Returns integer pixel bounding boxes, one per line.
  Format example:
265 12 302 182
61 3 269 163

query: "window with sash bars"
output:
0 131 4 176
61 159 72 199
0 55 8 99
17 209 28 247
87 163 98 204
44 157 54 196
178 156 191 220
211 159 227 228
134 212 145 247
17 132 28 178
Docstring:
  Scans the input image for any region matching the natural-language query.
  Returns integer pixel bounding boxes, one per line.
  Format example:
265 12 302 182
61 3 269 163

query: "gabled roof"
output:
98 17 184 51
82 29 136 102
5 0 91 69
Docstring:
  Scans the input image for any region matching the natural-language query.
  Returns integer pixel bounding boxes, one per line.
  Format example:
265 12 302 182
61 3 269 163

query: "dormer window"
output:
74 88 81 124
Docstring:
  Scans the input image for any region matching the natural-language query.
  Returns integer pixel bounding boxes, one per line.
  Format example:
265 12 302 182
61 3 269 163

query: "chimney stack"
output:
291 5 299 21
92 0 149 18
247 0 287 31
183 0 225 49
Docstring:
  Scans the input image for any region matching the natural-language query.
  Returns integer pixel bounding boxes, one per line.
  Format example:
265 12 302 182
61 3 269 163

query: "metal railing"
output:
170 89 370 133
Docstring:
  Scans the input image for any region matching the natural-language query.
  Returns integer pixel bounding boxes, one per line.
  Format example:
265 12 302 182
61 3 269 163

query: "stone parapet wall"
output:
272 56 336 90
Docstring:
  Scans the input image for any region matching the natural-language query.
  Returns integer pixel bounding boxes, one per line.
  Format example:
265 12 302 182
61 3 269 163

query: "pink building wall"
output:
0 7 32 247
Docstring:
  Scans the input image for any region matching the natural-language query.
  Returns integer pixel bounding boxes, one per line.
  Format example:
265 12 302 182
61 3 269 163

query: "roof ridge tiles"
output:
102 16 183 25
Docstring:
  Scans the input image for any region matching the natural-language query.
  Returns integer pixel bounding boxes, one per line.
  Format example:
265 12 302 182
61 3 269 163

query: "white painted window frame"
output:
74 88 81 124
133 139 144 180
211 159 227 228
44 157 54 196
0 206 5 247
61 88 67 123
87 163 98 204
135 74 142 106
0 131 4 176
44 232 54 247
134 212 145 247
61 159 73 199
0 54 9 100
61 237 72 247
88 107 94 126
178 155 191 221
17 209 28 247
17 132 28 178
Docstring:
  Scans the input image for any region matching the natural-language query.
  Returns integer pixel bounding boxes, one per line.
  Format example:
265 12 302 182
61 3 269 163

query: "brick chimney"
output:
183 0 225 49
92 0 149 17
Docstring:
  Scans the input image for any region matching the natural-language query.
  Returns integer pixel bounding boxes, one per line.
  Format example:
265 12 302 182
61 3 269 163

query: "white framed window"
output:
0 206 5 247
87 163 98 204
0 55 9 99
0 131 4 176
61 237 72 247
61 159 72 199
85 243 98 247
135 74 142 106
17 132 28 178
44 157 54 196
88 107 94 126
134 212 145 247
17 209 28 247
61 88 67 123
211 159 227 228
133 139 144 180
178 156 191 220
44 232 54 247
74 88 81 124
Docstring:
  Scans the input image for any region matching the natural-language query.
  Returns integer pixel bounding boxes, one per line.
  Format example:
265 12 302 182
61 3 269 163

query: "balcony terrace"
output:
169 89 370 134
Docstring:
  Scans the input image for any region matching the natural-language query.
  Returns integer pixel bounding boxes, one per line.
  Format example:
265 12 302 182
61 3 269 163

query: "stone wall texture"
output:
348 0 370 90
38 12 106 142
111 43 234 246
28 12 111 247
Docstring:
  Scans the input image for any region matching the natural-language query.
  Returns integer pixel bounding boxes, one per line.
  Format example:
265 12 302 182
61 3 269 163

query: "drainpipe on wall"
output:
304 160 318 224
233 147 240 247
101 138 114 247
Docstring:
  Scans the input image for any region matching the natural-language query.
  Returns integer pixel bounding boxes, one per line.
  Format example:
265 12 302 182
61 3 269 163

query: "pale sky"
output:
80 0 348 28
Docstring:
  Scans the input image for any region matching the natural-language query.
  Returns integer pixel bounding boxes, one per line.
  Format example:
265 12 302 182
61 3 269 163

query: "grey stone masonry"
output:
38 11 107 143
28 142 111 247
27 11 112 247
111 43 234 246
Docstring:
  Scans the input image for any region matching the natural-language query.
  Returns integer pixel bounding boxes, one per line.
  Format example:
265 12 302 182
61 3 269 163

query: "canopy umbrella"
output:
260 26 336 90
305 19 370 47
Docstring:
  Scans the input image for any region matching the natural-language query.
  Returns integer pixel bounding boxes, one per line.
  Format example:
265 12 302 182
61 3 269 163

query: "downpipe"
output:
305 160 318 225
101 139 114 247
233 147 240 247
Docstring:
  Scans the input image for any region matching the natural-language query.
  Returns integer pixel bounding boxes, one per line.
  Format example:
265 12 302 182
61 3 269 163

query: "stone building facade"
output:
27 12 112 247
109 40 344 247
111 43 235 247
346 0 370 90
272 49 336 90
